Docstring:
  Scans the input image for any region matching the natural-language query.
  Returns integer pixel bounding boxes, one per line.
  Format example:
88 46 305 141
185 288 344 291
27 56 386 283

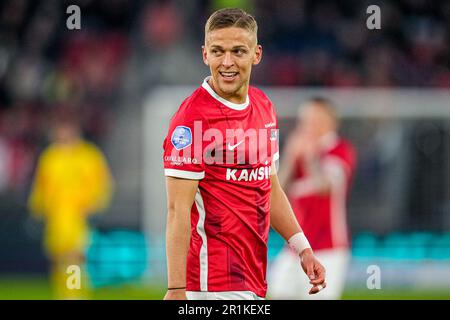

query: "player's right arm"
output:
162 101 206 300
164 176 198 300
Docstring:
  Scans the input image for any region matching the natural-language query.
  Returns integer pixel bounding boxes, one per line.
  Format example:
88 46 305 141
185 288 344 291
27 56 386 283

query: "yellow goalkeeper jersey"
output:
28 139 114 256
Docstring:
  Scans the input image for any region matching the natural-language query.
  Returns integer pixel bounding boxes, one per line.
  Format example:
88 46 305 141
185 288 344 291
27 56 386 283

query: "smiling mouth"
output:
219 71 239 80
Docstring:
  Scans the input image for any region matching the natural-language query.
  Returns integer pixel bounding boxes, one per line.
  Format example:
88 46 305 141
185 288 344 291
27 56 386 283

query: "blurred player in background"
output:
28 116 114 299
268 97 356 299
163 8 326 300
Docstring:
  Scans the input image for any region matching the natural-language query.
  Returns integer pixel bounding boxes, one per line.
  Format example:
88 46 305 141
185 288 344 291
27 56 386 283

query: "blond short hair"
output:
205 8 258 40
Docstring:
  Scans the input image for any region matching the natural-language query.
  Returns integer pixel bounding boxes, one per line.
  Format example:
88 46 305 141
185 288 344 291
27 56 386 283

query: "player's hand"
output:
299 248 327 295
286 131 319 160
164 289 187 300
301 139 319 162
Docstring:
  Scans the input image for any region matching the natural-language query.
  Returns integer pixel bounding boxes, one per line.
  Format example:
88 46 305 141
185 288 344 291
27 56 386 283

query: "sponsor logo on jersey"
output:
171 126 192 150
226 165 271 181
164 155 198 165
227 140 244 151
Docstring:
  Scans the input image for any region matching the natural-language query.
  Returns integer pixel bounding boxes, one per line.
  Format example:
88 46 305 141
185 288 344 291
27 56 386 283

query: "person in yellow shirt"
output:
28 119 114 299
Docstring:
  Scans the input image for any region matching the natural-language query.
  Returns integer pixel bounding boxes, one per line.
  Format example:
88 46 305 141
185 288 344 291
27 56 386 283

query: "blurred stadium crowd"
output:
0 0 449 196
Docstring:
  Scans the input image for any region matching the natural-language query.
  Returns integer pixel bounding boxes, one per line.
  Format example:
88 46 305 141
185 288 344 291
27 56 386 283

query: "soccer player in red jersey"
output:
268 98 357 299
162 8 326 300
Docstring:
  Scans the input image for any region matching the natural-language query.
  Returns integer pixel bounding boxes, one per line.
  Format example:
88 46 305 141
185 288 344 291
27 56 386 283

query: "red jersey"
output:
163 77 279 298
289 134 356 251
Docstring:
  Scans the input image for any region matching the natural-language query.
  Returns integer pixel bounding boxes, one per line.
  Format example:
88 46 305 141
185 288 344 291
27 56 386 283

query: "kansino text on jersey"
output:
226 165 271 181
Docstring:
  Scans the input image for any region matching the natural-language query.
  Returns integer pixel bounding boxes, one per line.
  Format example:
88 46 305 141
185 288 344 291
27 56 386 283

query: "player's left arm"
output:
270 162 326 294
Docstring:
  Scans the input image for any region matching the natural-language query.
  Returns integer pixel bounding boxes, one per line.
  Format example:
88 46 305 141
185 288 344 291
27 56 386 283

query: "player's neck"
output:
208 77 248 104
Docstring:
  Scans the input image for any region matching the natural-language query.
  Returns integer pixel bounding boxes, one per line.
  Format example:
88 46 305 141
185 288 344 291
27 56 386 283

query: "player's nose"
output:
221 52 234 68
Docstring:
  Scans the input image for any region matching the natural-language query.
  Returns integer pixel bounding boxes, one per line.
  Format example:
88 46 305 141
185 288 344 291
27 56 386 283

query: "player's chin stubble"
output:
219 75 249 97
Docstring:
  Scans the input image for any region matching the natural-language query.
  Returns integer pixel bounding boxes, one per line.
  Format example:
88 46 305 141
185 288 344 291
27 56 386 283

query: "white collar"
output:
201 76 249 111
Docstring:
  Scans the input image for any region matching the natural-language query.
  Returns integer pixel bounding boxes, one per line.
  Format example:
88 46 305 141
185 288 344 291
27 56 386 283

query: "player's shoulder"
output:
79 140 102 154
331 138 357 164
249 85 272 103
172 86 210 122
338 138 356 154
39 144 57 162
249 85 276 113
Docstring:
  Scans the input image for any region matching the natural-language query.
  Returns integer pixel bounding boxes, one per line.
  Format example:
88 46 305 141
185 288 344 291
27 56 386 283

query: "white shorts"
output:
267 247 350 300
186 291 265 300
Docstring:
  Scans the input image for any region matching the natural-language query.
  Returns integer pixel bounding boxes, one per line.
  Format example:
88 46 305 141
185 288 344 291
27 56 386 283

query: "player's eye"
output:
211 49 223 55
233 48 247 56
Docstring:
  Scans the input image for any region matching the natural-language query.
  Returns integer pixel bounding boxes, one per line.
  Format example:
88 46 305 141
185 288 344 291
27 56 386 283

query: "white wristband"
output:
288 232 311 256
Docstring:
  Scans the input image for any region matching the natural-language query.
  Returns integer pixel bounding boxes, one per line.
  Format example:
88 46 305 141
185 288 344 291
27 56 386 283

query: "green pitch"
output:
1 276 450 300
0 276 165 300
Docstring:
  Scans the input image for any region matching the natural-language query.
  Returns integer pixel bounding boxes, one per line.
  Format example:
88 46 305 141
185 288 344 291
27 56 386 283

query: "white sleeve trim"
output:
272 151 280 162
164 169 205 180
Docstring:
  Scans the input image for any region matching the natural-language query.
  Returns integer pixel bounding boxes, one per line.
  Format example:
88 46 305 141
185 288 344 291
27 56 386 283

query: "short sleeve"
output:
272 127 280 162
271 103 280 163
268 102 279 174
163 111 206 180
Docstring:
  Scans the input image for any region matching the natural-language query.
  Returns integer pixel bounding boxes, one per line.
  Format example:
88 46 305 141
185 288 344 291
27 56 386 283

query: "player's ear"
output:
202 45 209 66
253 44 262 66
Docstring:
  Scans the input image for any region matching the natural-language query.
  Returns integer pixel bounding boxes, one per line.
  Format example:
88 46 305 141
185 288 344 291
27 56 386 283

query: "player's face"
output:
52 124 79 144
203 27 262 103
298 104 336 140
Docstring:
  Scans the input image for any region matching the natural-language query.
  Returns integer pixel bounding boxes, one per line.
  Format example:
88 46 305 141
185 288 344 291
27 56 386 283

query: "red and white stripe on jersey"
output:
163 77 279 298
194 189 208 291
